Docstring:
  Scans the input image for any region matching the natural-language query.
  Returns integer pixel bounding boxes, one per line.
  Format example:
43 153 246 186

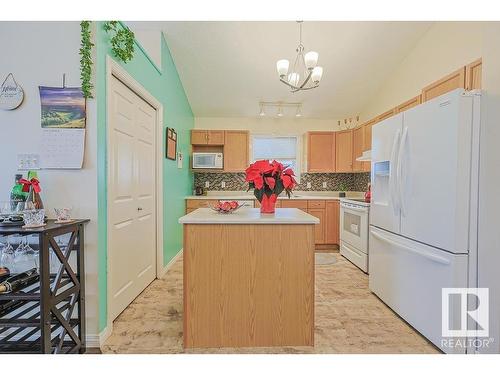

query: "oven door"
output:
340 203 368 252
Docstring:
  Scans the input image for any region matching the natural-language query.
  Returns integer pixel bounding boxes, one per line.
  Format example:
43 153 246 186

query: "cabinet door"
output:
362 119 375 152
335 130 353 172
207 130 225 145
395 95 421 113
307 132 335 172
224 131 249 172
191 130 208 145
308 208 326 244
422 67 466 102
466 58 482 90
352 127 364 172
325 201 340 245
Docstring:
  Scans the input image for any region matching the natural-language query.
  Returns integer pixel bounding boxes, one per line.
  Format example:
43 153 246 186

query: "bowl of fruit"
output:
210 200 246 214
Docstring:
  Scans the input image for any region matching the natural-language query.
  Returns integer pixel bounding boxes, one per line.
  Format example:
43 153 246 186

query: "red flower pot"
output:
260 194 277 214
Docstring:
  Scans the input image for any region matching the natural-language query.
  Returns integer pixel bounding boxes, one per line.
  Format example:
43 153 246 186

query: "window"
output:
251 135 301 181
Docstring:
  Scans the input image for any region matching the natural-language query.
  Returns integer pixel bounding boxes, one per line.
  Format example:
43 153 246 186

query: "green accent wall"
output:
96 22 194 332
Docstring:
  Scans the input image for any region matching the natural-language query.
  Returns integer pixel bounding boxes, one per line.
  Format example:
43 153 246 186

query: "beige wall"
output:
361 22 483 120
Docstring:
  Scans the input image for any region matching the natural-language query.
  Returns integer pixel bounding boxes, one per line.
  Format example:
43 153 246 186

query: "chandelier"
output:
276 21 323 92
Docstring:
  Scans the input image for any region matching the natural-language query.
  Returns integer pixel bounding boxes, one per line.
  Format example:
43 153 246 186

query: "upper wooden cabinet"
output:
191 130 225 145
422 67 466 102
307 132 336 172
335 130 353 173
362 118 376 152
377 108 396 122
395 95 421 113
466 58 482 90
352 127 365 172
223 130 249 172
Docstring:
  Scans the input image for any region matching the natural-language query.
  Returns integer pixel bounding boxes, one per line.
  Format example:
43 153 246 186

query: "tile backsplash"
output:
194 172 371 192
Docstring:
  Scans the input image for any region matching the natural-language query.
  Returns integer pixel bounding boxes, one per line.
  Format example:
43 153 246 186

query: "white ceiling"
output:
153 22 433 118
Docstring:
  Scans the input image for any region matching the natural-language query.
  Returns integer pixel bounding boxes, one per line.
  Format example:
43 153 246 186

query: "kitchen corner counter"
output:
179 207 320 224
185 190 365 200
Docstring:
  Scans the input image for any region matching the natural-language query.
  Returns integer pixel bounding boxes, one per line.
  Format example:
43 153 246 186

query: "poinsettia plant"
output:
245 160 297 202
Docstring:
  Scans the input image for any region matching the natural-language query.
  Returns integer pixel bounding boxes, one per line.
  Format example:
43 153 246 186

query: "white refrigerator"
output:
369 89 481 354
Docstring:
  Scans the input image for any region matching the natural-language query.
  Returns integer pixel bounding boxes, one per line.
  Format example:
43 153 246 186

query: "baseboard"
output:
158 248 183 279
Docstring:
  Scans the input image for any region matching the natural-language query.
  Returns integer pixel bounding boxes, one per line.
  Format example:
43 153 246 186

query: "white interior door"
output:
108 76 157 321
399 89 473 253
370 113 403 234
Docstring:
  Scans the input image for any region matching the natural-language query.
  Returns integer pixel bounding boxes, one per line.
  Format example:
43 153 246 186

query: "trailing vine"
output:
79 21 94 99
103 21 135 63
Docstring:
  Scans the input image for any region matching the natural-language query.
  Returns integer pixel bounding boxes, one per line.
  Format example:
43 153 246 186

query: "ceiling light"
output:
277 106 284 117
277 21 323 93
259 105 265 116
295 106 302 117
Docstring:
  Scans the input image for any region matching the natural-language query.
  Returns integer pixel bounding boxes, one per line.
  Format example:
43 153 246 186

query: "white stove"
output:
340 198 370 273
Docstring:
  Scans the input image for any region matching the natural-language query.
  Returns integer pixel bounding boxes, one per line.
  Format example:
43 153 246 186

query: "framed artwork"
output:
166 127 177 160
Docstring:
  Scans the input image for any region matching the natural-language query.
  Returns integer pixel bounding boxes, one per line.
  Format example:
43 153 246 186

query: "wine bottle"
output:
0 299 24 317
26 171 43 210
0 267 10 283
0 268 39 293
10 174 27 211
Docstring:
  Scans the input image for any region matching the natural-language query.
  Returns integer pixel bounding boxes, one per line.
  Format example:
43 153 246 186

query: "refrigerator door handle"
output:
397 126 409 217
370 229 451 265
389 129 401 214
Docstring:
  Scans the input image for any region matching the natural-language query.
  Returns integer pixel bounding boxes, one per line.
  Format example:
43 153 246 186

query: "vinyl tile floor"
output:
101 253 440 354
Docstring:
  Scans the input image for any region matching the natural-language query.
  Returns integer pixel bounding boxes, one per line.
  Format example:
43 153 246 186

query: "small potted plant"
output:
245 160 297 214
338 182 348 198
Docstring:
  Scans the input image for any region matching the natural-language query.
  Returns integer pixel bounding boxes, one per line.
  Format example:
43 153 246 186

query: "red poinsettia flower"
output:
253 175 264 189
283 168 295 176
264 176 276 189
282 174 296 189
245 165 261 182
270 160 284 175
253 160 274 174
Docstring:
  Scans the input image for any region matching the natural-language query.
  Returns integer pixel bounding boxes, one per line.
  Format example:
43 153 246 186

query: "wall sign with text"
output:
0 73 24 110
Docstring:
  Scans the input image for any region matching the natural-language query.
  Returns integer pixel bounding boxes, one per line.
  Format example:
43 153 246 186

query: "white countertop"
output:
186 191 365 201
179 208 320 224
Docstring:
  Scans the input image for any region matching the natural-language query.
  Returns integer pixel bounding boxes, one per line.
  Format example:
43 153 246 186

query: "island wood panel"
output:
183 223 314 348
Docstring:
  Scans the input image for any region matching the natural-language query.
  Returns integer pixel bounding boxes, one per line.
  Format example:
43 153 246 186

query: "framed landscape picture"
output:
166 127 177 160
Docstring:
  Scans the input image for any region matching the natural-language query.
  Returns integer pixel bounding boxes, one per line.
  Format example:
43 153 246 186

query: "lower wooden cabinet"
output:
325 201 340 245
307 208 326 245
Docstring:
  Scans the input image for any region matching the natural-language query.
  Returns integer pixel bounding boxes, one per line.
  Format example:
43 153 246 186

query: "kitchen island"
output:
179 208 319 349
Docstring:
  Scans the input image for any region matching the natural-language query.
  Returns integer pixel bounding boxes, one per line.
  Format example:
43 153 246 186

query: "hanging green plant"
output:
79 21 94 99
104 21 135 63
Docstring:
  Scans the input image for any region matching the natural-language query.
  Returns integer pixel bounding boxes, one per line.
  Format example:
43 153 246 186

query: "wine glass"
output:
1 235 15 271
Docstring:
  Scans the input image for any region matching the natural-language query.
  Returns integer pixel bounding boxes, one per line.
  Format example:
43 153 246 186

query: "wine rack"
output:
0 220 89 354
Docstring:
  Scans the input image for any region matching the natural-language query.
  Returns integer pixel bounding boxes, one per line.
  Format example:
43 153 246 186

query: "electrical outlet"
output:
17 154 40 170
205 181 210 188
322 182 327 188
306 182 311 189
221 181 226 188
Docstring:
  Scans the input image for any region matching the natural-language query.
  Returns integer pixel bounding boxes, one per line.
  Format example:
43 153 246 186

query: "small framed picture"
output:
166 127 177 160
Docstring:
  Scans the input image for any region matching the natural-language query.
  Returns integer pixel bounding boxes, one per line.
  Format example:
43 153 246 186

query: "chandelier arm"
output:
291 84 318 93
279 78 300 90
297 70 313 89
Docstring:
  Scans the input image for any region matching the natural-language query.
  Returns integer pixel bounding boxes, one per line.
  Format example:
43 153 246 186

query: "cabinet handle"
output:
138 207 143 211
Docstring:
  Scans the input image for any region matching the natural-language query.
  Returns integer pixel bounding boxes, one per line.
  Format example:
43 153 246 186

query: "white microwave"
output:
192 152 223 169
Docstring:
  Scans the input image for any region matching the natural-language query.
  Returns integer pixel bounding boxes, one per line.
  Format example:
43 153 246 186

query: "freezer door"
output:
399 89 473 254
370 113 403 234
369 226 468 354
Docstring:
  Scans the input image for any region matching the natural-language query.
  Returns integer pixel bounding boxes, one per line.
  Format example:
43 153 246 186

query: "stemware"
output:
0 235 15 270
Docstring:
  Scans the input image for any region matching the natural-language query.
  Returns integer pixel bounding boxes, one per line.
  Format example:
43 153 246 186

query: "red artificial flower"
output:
245 165 261 182
271 160 284 175
283 168 295 176
265 176 276 189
